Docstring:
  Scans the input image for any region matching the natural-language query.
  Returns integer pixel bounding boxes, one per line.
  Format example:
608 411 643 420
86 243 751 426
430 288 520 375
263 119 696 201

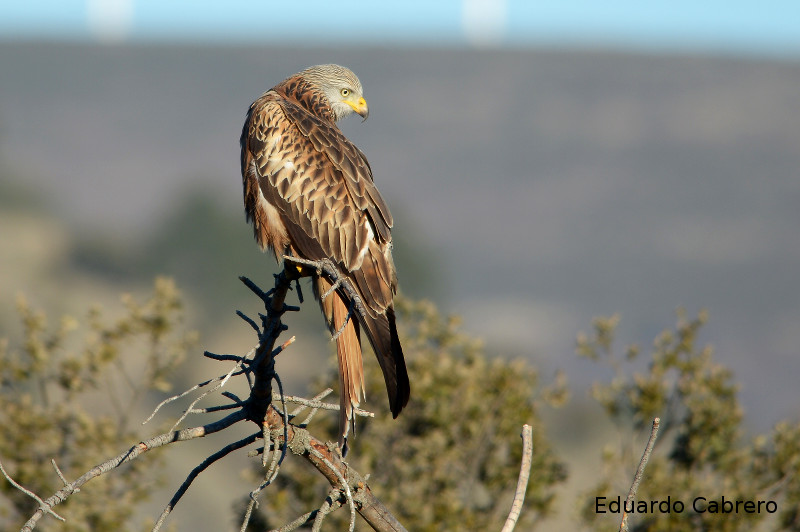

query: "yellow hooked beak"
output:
347 96 369 121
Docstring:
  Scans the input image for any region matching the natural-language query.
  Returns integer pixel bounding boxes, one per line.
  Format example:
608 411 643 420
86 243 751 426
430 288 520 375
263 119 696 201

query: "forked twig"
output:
142 345 257 425
0 460 66 523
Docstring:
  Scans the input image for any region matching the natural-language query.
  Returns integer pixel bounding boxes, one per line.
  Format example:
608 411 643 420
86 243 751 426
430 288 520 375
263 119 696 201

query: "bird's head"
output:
300 64 369 122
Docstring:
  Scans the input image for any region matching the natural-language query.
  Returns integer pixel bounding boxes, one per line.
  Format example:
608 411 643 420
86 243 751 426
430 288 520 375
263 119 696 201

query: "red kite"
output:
240 64 410 454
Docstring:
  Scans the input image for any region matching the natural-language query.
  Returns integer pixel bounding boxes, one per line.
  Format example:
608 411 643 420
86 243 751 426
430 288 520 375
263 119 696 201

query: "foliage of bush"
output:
0 278 194 531
578 310 800 531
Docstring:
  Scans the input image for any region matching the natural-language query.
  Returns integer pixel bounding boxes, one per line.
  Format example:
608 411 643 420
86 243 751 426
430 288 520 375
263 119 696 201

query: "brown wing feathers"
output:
241 69 409 452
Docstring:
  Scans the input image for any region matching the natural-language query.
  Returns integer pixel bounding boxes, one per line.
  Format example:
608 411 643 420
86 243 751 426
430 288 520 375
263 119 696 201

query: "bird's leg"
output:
330 298 355 342
320 279 342 302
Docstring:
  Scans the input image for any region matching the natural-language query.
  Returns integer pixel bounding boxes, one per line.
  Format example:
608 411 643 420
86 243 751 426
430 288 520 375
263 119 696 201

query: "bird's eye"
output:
340 88 350 97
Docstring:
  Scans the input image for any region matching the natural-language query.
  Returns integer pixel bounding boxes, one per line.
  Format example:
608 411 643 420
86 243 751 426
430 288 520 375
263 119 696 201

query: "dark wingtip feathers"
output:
387 306 410 418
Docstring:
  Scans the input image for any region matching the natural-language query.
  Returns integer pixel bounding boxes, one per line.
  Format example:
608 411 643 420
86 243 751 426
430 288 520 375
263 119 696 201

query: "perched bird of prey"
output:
240 64 410 454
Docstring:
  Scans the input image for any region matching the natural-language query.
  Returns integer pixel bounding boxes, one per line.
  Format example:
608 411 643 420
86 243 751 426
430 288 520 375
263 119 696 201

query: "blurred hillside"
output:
1 42 799 433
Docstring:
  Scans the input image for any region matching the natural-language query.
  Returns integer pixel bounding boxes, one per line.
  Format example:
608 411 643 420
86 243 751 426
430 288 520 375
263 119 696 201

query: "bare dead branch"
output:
620 417 661 532
203 351 248 362
238 376 291 532
152 432 260 532
0 460 66 523
269 509 319 532
16 410 247 531
272 336 296 358
290 388 332 413
238 442 283 532
273 391 374 419
188 402 241 414
270 373 290 469
222 391 245 404
237 309 261 333
142 344 257 425
166 348 261 431
293 389 333 426
308 446 356 532
501 424 534 532
262 406 408 532
239 500 257 532
50 460 69 488
8 267 406 532
311 488 346 531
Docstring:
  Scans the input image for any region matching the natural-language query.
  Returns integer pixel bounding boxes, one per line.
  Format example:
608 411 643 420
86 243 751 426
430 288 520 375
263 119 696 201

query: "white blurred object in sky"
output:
462 0 507 46
87 0 133 42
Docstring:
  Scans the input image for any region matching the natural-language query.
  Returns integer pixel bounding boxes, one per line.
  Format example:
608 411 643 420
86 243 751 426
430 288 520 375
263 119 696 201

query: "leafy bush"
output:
578 310 800 531
0 278 194 531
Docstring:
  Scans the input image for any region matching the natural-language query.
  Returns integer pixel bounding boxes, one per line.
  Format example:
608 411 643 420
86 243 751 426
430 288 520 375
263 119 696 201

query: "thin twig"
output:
203 351 248 363
501 424 534 532
308 446 356 532
152 432 260 532
289 388 333 416
274 373 290 473
312 499 333 531
240 498 257 532
620 417 661 532
50 460 69 488
292 389 333 426
263 431 282 482
269 509 318 532
142 345 257 425
312 489 345 532
167 350 254 431
222 391 245 405
273 391 374 418
236 310 261 333
241 375 292 531
271 336 296 358
239 275 271 302
188 403 241 414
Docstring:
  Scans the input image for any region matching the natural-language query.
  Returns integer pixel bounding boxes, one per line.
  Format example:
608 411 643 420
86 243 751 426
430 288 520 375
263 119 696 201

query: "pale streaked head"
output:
300 64 369 122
